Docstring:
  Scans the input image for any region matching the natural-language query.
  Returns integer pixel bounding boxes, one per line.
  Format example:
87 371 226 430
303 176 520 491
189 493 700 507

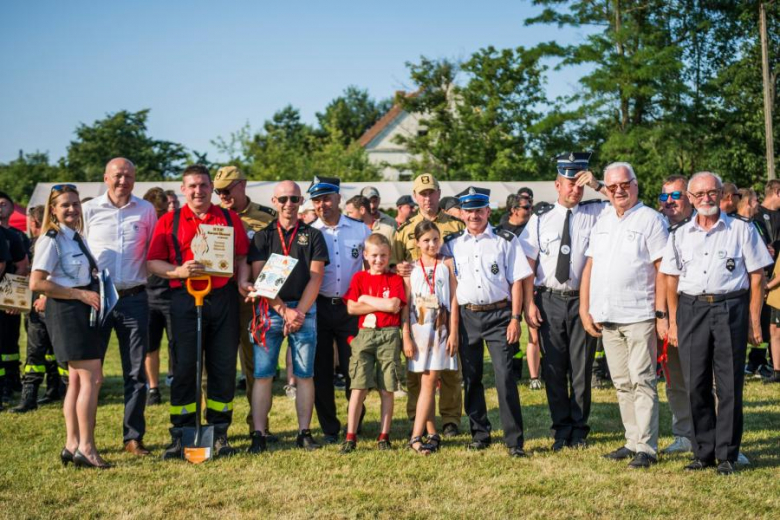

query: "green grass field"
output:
1 331 778 520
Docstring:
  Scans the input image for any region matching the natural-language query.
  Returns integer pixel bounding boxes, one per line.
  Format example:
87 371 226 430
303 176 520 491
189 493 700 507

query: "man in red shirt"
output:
147 164 251 459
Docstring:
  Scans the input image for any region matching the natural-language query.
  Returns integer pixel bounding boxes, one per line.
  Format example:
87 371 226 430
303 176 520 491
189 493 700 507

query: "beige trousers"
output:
602 320 659 456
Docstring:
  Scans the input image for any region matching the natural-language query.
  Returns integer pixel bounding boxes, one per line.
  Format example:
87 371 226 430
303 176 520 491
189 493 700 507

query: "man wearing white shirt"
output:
444 187 533 457
662 171 772 475
580 162 669 469
82 157 157 456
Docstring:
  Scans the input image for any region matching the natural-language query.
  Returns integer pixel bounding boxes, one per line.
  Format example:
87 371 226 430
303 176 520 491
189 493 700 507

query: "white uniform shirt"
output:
312 214 370 298
519 201 610 290
586 202 668 323
660 211 772 294
445 226 533 306
82 193 157 290
32 226 95 288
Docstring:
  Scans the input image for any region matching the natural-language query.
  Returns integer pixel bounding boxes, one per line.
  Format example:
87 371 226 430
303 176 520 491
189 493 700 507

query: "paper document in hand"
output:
99 269 119 327
192 224 234 276
0 274 32 313
250 253 299 299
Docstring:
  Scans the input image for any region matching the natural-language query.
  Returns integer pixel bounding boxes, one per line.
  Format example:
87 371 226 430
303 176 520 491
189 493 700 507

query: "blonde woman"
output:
30 184 109 469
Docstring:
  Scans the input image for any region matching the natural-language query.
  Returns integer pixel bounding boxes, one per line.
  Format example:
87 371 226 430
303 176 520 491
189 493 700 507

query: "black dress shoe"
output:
73 450 111 469
60 448 74 466
717 460 736 475
247 431 268 454
508 446 526 458
684 458 715 471
603 446 636 460
627 452 657 469
569 438 588 449
441 422 460 437
551 439 568 452
466 440 490 451
322 433 339 445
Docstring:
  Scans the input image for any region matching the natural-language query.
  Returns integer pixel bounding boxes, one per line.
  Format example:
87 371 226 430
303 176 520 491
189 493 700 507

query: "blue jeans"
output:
252 302 317 379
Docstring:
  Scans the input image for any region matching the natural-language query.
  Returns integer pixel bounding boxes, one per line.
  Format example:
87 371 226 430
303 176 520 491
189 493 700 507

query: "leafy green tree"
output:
0 151 61 205
64 109 188 181
316 86 392 145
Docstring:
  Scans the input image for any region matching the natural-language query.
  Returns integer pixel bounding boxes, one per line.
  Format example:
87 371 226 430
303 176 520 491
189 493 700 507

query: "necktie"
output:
555 209 572 284
73 233 98 273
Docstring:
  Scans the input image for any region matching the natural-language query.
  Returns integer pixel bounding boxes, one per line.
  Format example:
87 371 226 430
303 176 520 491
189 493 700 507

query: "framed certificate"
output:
191 224 235 276
249 253 299 299
0 274 32 313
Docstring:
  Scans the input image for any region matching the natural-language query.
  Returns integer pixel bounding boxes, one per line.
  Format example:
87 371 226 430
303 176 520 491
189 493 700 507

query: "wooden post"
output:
760 2 776 179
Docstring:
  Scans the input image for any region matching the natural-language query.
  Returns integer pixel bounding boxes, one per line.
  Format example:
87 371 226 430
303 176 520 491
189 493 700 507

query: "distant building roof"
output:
358 90 419 148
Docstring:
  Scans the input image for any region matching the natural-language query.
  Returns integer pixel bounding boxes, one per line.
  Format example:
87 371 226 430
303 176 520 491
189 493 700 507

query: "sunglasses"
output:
658 191 683 202
605 180 635 193
276 196 303 204
52 184 77 191
214 182 240 196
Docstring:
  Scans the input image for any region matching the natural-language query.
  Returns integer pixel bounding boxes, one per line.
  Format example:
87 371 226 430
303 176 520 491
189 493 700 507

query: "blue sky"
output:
0 0 592 163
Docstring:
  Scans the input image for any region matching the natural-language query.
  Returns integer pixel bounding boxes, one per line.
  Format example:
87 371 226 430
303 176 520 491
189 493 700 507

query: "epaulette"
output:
396 219 412 232
579 199 603 206
534 202 554 217
257 204 277 217
668 215 691 233
444 230 464 243
495 228 516 242
45 229 58 239
344 215 363 224
730 213 751 224
448 215 465 224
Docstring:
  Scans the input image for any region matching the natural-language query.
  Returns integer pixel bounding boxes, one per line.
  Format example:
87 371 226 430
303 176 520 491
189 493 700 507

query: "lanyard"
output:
277 220 300 256
419 257 438 295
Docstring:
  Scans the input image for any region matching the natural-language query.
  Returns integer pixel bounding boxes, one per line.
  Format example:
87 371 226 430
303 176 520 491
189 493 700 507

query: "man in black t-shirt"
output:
245 180 329 453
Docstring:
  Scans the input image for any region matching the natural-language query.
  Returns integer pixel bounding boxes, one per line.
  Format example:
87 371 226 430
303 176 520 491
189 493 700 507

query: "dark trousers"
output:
677 293 749 463
99 289 149 443
314 297 359 436
0 311 22 387
169 285 239 428
536 291 596 441
23 309 67 387
459 306 524 448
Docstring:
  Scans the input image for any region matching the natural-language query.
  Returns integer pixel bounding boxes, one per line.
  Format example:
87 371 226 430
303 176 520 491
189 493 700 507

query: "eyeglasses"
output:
276 196 303 205
658 191 683 202
52 184 76 191
214 182 240 196
605 179 635 193
688 189 721 200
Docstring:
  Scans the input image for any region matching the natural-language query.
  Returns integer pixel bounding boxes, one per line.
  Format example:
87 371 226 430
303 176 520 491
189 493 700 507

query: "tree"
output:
0 151 61 205
316 86 393 145
64 109 188 181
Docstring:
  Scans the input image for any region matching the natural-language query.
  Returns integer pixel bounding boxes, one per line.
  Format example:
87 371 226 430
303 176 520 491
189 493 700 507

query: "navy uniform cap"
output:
456 187 490 210
307 176 341 199
556 152 592 178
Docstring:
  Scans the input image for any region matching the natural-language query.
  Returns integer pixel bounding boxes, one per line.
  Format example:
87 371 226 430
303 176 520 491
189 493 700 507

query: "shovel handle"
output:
186 275 212 307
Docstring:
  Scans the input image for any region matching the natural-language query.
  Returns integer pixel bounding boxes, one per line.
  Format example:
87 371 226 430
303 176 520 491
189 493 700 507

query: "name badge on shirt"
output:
726 258 735 272
415 295 439 310
363 313 377 328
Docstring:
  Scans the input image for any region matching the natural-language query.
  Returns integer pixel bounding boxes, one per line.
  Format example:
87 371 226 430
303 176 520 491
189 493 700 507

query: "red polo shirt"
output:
147 203 250 289
343 271 406 328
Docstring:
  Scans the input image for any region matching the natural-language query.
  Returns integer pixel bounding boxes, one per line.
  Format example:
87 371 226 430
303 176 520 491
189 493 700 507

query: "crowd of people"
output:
0 153 778 475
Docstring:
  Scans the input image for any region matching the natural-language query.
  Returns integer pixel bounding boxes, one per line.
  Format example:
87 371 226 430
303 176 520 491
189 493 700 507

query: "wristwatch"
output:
511 314 522 321
655 310 667 319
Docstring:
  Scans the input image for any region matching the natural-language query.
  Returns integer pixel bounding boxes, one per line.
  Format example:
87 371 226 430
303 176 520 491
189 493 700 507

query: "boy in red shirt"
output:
341 234 406 452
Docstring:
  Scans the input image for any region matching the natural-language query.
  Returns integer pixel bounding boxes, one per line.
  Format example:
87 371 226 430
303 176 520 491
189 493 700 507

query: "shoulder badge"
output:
257 204 277 217
45 229 58 239
443 230 464 243
396 219 412 233
495 227 516 242
534 202 554 217
668 215 692 234
730 213 751 223
579 199 602 206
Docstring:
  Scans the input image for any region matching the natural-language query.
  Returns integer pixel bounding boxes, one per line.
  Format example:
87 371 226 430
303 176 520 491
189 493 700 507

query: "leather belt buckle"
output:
704 295 715 303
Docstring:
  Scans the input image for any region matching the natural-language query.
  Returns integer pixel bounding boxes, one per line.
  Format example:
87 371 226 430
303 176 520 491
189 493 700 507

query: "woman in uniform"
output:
30 184 109 469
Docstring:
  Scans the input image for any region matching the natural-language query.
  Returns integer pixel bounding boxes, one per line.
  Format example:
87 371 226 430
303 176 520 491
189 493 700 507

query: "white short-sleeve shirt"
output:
660 211 773 294
586 202 668 323
32 226 95 288
518 200 610 290
311 214 371 298
82 193 157 290
445 226 533 306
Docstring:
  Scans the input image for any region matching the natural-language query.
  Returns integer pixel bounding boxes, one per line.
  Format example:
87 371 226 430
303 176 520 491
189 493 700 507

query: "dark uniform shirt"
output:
247 219 329 301
756 206 780 259
0 226 27 274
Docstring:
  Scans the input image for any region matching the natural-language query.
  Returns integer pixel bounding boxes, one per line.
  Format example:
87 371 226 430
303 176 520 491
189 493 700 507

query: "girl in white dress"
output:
402 220 459 454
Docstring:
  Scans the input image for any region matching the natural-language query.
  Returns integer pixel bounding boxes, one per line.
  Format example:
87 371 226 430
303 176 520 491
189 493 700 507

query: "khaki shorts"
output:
349 328 401 391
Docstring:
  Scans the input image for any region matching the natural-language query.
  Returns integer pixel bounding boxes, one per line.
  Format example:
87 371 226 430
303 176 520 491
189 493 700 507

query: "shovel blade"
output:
182 425 215 464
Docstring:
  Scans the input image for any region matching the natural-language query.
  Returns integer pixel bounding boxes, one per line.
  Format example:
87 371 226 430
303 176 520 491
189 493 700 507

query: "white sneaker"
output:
661 436 692 454
736 452 750 466
284 384 297 400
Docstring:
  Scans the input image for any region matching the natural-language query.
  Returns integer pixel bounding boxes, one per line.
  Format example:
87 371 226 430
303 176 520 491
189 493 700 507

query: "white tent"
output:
28 180 607 211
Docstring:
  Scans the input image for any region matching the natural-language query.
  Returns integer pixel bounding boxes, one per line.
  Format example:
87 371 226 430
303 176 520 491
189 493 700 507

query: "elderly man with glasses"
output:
580 162 669 469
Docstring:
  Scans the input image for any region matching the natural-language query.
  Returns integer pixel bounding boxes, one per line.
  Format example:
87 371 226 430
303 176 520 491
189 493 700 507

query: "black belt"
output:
536 286 580 297
464 300 508 312
117 285 146 299
318 295 344 306
679 289 748 304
